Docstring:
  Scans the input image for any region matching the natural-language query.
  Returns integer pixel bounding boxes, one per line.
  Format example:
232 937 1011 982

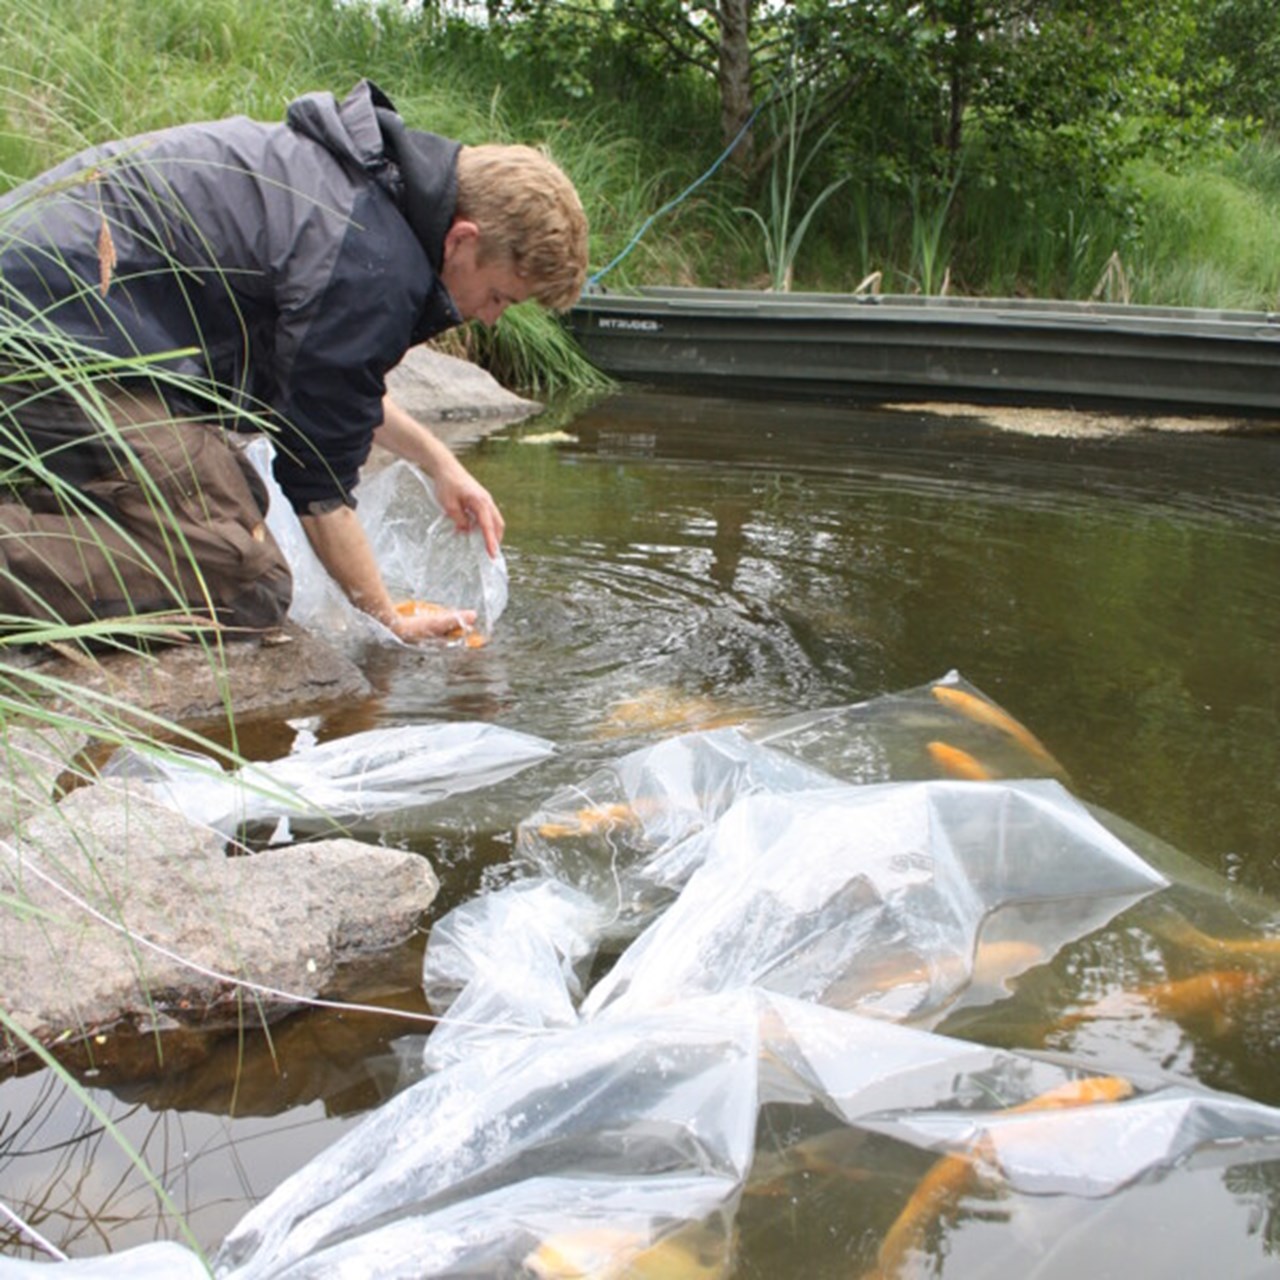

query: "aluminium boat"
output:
566 285 1280 415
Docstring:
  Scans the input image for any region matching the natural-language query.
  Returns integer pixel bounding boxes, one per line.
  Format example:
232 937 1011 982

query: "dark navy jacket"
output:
0 81 462 512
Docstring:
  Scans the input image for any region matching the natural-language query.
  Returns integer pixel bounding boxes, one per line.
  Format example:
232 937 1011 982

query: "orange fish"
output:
930 684 1065 774
1053 968 1264 1041
825 939 1046 1014
1165 919 1280 964
869 1075 1132 1278
1139 969 1264 1033
1006 1075 1134 1112
525 1221 730 1279
597 688 747 739
747 1126 876 1197
394 599 487 646
536 801 641 840
926 740 994 781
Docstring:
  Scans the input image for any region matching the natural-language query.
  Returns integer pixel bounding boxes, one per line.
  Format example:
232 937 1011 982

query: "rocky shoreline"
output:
0 348 541 1070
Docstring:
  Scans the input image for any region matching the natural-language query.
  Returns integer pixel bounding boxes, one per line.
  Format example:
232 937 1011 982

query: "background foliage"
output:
2 0 1280 378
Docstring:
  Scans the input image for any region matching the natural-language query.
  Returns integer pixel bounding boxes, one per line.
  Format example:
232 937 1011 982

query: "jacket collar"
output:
367 87 461 274
288 79 461 274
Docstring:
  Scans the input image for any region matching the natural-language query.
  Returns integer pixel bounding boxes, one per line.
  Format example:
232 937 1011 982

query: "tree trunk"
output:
716 0 755 172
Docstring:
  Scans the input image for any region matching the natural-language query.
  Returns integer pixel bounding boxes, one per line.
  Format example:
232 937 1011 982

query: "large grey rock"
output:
0 724 88 835
386 344 542 447
0 775 438 1060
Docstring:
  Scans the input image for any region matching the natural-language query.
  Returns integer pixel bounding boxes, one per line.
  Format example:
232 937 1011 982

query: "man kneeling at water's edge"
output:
0 79 588 643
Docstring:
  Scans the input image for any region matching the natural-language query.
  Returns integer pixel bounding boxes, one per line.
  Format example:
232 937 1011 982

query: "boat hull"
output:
566 287 1280 415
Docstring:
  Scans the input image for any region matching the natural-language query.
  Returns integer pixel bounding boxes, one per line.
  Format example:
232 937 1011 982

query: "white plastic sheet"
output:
245 439 508 646
211 990 1280 1278
0 1242 210 1279
584 779 1168 1025
101 722 555 836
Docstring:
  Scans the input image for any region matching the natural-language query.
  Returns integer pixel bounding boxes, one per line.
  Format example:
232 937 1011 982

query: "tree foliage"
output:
432 0 1270 295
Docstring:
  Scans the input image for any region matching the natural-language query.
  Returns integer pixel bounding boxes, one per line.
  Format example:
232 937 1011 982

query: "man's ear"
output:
442 218 481 261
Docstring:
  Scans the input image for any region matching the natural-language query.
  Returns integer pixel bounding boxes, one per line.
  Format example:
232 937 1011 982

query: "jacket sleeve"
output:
266 191 432 513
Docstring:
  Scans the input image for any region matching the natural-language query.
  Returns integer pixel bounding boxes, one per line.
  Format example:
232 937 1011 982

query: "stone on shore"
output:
0 348 534 1065
0 772 438 1062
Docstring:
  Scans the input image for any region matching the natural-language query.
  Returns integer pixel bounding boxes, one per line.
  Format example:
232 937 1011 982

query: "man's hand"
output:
432 465 505 559
376 392 506 558
390 599 483 645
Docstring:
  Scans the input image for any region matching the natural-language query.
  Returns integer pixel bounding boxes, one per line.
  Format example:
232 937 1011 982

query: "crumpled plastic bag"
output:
101 722 555 836
420 879 605 1070
424 768 1166 1069
215 991 765 1280
211 989 1280 1279
245 437 508 646
514 727 838 936
583 778 1168 1026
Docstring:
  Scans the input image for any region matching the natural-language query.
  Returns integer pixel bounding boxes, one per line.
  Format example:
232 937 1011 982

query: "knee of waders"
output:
221 564 294 635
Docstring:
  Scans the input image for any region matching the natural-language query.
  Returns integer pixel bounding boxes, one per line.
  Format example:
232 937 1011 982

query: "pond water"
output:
4 388 1280 1273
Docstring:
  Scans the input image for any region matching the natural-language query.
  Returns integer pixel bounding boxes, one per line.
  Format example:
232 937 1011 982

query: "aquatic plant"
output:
736 80 849 293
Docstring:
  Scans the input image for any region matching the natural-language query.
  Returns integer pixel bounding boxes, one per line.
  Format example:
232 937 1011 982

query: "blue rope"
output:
588 99 768 288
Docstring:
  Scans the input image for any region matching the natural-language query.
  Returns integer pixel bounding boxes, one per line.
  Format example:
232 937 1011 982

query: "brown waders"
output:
0 381 293 639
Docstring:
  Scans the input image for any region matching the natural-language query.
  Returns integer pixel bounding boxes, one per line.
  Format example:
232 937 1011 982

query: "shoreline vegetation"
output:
2 0 1278 401
1 0 1278 1264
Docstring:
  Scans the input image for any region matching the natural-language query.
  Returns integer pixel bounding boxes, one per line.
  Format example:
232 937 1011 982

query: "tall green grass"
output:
8 0 1280 317
1122 153 1280 310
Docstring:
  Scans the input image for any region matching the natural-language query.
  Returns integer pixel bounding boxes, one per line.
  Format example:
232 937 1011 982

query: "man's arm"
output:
374 394 505 557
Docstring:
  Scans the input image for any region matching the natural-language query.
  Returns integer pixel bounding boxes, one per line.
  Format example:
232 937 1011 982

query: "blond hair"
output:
455 144 589 311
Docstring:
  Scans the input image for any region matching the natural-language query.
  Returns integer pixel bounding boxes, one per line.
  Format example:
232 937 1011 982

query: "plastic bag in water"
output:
211 989 1280 1278
420 879 605 1068
583 778 1168 1026
425 770 1166 1068
514 727 839 935
244 438 508 646
0 1242 209 1279
752 667 1071 785
101 723 555 836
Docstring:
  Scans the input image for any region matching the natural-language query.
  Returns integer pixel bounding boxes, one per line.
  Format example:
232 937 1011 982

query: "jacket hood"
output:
286 79 460 271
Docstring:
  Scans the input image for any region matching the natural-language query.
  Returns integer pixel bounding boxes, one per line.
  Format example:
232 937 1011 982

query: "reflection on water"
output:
4 389 1280 1270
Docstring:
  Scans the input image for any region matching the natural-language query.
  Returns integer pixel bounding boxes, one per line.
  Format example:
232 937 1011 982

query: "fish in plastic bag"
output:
245 438 507 647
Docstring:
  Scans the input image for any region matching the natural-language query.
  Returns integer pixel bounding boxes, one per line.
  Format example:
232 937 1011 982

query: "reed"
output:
1123 152 1280 309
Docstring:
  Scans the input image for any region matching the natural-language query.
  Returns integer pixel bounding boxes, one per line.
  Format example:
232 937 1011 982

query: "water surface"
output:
4 389 1280 1271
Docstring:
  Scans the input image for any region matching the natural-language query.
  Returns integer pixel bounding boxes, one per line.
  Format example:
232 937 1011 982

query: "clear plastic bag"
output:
582 779 1167 1026
514 727 839 937
213 989 1280 1279
101 722 554 836
245 438 508 647
751 667 1071 785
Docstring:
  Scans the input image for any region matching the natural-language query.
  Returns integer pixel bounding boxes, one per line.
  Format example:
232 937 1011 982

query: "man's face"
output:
440 221 532 326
